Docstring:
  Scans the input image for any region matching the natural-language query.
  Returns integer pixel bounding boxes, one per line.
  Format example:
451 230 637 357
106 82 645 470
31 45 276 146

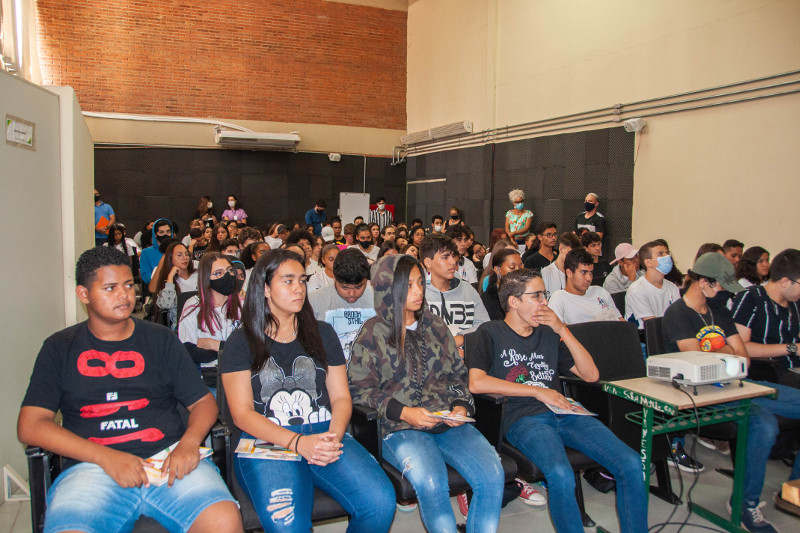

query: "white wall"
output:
407 0 800 266
49 86 94 324
0 71 64 475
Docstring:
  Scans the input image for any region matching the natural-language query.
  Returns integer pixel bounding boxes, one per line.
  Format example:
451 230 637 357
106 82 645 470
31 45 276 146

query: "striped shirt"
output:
369 208 393 229
731 285 800 366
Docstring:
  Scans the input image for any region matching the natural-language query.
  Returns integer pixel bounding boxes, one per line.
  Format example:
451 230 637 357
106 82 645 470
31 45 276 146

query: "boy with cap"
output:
662 252 800 533
603 243 643 294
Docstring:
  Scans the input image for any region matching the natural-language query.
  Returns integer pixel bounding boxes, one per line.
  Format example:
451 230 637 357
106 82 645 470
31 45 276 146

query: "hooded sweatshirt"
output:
348 255 474 434
139 218 175 284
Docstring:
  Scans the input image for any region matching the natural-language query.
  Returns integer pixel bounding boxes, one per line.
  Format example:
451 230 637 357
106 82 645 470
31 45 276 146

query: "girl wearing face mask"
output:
222 194 248 224
178 253 242 393
151 242 198 329
505 189 533 245
444 206 464 229
194 195 218 228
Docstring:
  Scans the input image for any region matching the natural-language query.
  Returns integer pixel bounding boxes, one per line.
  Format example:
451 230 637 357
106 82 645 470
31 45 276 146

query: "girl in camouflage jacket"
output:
350 255 504 533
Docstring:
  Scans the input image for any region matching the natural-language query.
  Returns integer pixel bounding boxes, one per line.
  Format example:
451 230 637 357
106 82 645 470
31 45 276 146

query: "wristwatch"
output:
787 342 798 356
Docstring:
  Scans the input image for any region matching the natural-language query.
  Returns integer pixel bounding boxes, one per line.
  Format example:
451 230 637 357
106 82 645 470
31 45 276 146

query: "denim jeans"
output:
382 424 504 533
738 380 800 506
506 412 647 533
235 422 395 533
45 459 234 533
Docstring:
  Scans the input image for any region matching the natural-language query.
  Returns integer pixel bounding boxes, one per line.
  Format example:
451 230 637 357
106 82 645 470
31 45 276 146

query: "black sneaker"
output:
726 500 778 533
668 442 705 472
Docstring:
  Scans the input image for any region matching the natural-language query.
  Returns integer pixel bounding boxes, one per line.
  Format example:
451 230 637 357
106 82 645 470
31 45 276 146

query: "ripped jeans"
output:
235 422 395 533
382 424 504 533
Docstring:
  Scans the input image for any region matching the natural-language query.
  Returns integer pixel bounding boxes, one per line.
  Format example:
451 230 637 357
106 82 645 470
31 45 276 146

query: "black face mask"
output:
584 202 596 211
94 195 100 202
209 272 236 296
450 214 459 220
708 290 733 310
358 240 371 249
156 233 171 245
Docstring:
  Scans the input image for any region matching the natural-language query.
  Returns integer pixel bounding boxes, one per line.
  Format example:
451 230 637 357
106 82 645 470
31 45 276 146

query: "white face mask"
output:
228 200 236 208
207 202 213 209
434 225 442 232
378 204 385 210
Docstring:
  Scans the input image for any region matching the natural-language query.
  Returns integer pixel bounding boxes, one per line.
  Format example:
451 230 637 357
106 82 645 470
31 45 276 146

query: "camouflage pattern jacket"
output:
349 255 474 434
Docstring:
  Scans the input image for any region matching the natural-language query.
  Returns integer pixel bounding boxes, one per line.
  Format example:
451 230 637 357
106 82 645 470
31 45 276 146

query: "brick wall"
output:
37 1 407 130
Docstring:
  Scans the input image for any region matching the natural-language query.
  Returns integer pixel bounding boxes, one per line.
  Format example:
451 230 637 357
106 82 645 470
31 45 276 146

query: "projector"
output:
646 352 748 386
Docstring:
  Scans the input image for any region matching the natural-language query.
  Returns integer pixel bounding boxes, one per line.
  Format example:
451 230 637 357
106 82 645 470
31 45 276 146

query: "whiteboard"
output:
339 192 370 226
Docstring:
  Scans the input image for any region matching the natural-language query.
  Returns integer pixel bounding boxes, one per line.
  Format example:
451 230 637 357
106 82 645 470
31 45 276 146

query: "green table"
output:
603 377 776 533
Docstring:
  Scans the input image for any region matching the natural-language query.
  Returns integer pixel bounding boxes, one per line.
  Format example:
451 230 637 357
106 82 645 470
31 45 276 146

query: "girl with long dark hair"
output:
480 249 523 319
178 252 241 390
150 241 197 328
736 246 770 288
207 223 229 253
194 195 218 228
220 250 395 533
349 255 504 533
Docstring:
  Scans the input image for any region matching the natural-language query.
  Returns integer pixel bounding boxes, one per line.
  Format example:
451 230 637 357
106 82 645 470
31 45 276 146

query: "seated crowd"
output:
18 191 800 533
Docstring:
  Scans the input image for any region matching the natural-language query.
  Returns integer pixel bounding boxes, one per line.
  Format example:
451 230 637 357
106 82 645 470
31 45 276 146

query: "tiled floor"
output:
3 436 799 532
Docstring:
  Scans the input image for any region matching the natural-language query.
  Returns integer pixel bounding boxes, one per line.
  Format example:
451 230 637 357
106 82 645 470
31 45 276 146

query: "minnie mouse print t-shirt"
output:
221 321 345 427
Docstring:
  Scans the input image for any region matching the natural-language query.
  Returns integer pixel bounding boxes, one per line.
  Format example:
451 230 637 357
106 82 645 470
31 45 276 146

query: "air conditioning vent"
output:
401 120 472 146
214 128 301 151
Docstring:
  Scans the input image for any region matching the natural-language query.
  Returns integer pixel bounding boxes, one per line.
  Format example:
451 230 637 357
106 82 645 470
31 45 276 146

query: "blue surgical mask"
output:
655 255 673 275
515 202 524 210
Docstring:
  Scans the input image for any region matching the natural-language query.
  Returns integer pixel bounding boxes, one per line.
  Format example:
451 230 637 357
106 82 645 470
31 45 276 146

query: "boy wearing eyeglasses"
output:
465 268 647 533
523 222 559 270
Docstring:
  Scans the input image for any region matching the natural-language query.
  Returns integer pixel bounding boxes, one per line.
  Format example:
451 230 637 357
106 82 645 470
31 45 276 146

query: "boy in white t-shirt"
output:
540 232 582 294
548 249 623 325
625 240 681 329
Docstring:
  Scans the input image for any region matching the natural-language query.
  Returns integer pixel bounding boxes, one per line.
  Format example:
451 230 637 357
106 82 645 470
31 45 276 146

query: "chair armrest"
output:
210 421 230 483
473 392 507 404
350 404 382 460
26 446 55 533
352 404 380 421
473 394 507 450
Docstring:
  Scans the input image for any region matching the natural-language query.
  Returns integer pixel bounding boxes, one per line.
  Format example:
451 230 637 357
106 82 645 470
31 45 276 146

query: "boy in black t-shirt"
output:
663 252 800 533
465 269 646 533
17 246 241 533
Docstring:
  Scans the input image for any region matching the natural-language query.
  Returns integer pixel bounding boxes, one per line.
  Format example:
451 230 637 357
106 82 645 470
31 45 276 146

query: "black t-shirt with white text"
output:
465 321 574 434
220 321 345 427
662 298 738 353
22 319 209 468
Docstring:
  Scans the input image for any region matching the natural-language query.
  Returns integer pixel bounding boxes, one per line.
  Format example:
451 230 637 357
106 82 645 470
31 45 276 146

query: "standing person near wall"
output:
94 189 116 247
444 206 464 230
194 195 218 228
504 189 533 245
305 199 328 236
369 197 394 229
575 193 605 239
221 195 248 225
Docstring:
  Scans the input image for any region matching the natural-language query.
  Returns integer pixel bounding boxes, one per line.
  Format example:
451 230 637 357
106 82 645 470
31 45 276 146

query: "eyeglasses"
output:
210 266 233 279
521 291 550 302
791 279 800 286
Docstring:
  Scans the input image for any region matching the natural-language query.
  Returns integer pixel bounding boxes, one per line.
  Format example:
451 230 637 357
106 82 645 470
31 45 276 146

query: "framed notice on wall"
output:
6 115 36 151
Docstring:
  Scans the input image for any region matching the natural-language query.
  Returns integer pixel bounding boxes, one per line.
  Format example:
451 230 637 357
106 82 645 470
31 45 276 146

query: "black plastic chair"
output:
177 290 198 319
215 370 349 531
350 404 519 505
567 320 681 504
26 422 229 533
610 291 626 317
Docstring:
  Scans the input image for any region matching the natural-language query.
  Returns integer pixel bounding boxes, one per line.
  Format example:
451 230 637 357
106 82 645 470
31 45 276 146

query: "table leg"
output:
640 406 654 506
